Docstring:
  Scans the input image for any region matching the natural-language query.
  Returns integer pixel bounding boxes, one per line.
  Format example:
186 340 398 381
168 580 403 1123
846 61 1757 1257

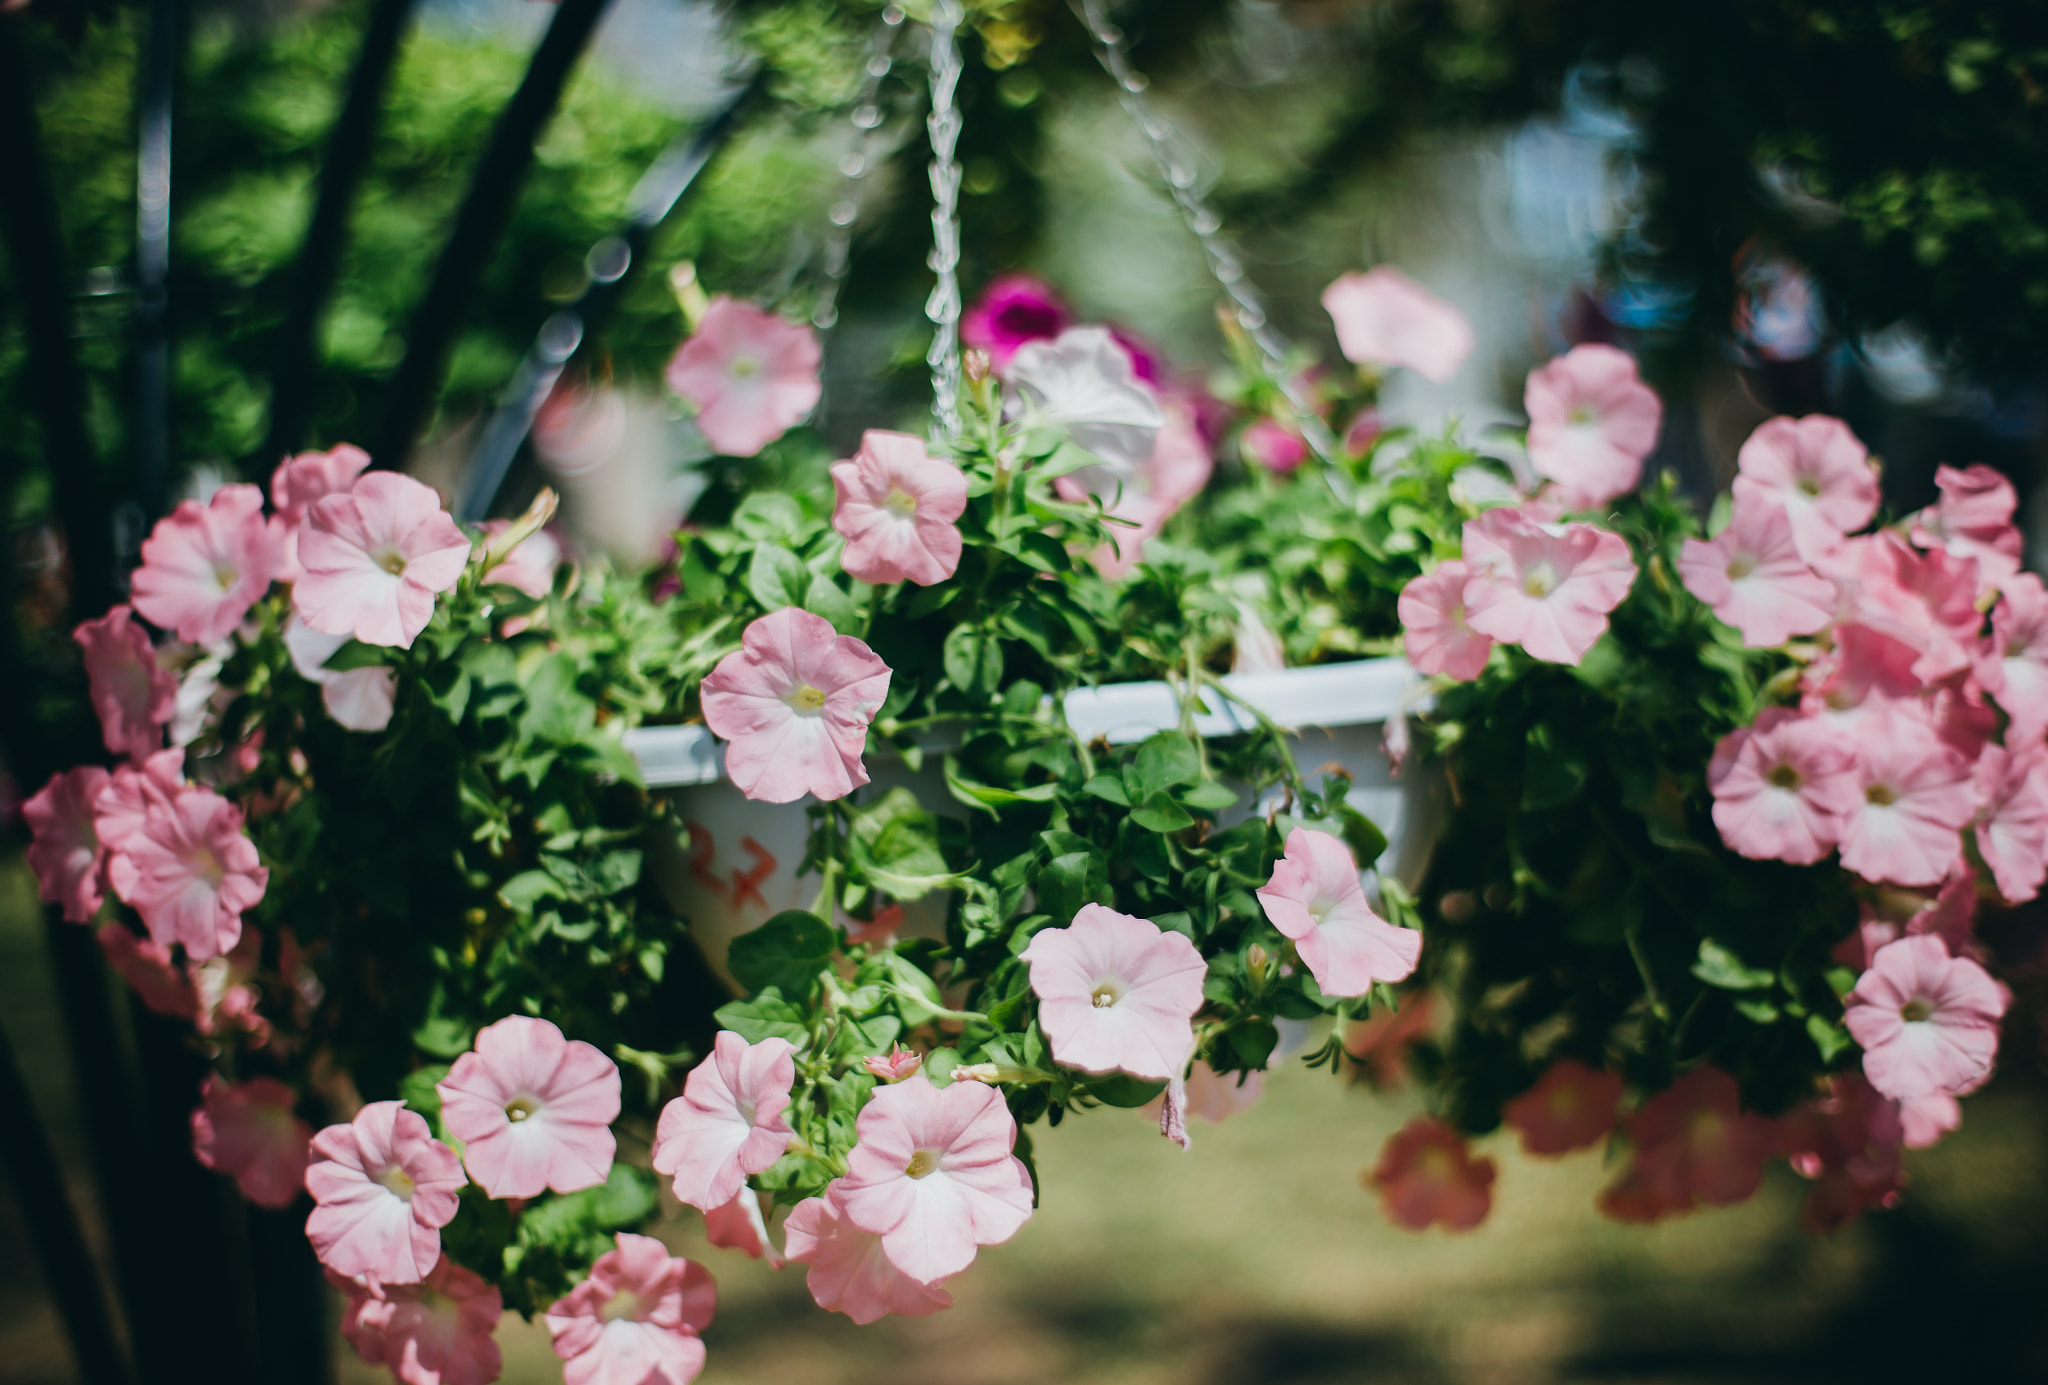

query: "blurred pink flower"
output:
271 443 373 581
863 1045 923 1083
1730 414 1878 563
1838 708 1975 887
1321 267 1475 383
1021 903 1206 1080
478 521 563 599
783 1187 954 1324
545 1233 715 1385
830 431 969 586
1523 344 1662 509
436 1015 620 1199
961 274 1070 371
96 923 200 1019
130 484 287 644
1399 560 1494 681
75 605 176 760
1598 1066 1775 1223
700 609 892 804
191 1074 311 1209
1912 463 2022 592
1240 417 1309 473
1341 989 1434 1086
1342 407 1385 458
1824 532 1982 684
1778 1072 1904 1233
1460 508 1638 665
105 785 267 961
93 748 185 853
24 767 111 923
1975 742 2048 903
1846 934 2006 1100
702 1188 784 1267
1898 1091 1962 1149
284 617 397 733
1707 707 1860 865
1803 624 1922 731
306 1101 466 1286
1256 828 1420 998
1059 398 1212 581
1978 572 2048 739
341 1255 503 1385
665 297 821 457
1676 494 1834 647
1502 1059 1623 1156
295 473 472 650
1370 1115 1495 1231
1836 867 1979 971
651 1031 796 1213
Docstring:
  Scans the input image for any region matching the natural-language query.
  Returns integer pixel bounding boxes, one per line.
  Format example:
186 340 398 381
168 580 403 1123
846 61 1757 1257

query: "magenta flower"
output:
1321 267 1475 383
1020 903 1206 1079
294 473 472 650
1057 398 1212 580
24 767 112 924
1597 1066 1775 1223
190 1075 312 1210
1399 561 1494 681
1256 829 1421 998
961 273 1070 371
651 1030 796 1212
1240 417 1309 474
130 484 287 645
1460 508 1638 665
699 608 892 804
1502 1059 1624 1156
829 431 969 586
702 1187 784 1267
75 604 176 760
1522 344 1662 509
1846 934 2007 1100
305 1101 466 1286
1912 463 2022 592
436 1015 621 1200
1006 326 1166 476
1976 742 2048 903
544 1233 716 1385
1838 708 1975 887
1979 572 2048 739
783 1187 954 1324
284 617 397 733
97 923 199 1020
1369 1116 1495 1231
1706 707 1860 865
338 1255 503 1385
104 785 267 961
1676 494 1835 648
1730 414 1878 562
665 296 821 457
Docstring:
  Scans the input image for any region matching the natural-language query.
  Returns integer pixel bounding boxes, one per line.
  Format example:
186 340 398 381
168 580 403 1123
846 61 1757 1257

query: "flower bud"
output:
863 1044 923 1083
963 346 992 385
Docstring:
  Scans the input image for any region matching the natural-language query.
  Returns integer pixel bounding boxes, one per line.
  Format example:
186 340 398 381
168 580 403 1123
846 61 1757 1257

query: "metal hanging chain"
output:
813 6 907 334
925 0 966 441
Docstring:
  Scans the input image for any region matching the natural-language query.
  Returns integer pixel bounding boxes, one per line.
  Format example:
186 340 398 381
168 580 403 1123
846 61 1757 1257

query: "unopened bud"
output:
963 346 992 384
1246 942 1271 984
952 1061 1043 1086
863 1044 923 1083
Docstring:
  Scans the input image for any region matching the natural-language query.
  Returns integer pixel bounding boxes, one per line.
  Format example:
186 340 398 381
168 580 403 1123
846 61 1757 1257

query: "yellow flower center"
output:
600 1290 644 1323
905 1149 939 1179
731 356 761 380
375 547 408 577
787 684 827 713
1090 982 1121 1009
1866 783 1898 807
1522 563 1557 598
1726 552 1758 581
505 1094 542 1123
1766 764 1802 790
884 487 918 519
377 1166 417 1201
214 565 239 592
1796 475 1823 497
1901 998 1933 1023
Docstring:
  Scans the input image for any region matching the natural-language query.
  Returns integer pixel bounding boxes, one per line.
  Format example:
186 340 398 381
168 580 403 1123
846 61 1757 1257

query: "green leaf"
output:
1807 1014 1854 1063
1224 1019 1280 1070
1337 803 1389 866
1013 530 1073 574
1131 732 1201 798
499 870 566 912
1692 939 1776 991
1734 997 1781 1024
1083 1073 1167 1108
727 912 838 997
714 989 809 1044
804 574 861 634
398 1065 450 1131
942 626 1003 697
732 492 806 543
322 639 391 673
747 545 808 611
1037 440 1110 480
1129 790 1195 833
411 1015 474 1060
849 790 961 901
1523 722 1589 809
1083 775 1130 806
1182 780 1238 813
1036 850 1104 921
943 755 1058 815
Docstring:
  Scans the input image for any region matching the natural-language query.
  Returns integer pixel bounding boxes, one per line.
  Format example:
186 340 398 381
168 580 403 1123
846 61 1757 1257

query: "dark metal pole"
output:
134 0 179 521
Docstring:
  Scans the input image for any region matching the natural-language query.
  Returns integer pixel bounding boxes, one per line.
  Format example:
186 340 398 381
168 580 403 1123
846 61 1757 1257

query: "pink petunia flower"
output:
284 617 398 733
1058 398 1212 580
1502 1059 1624 1156
305 1101 467 1286
665 297 821 457
863 1045 923 1083
1597 1066 1776 1223
338 1255 504 1385
477 521 563 600
1321 267 1475 383
436 1015 620 1200
1522 344 1662 509
544 1233 715 1385
1778 1072 1904 1233
1898 1091 1963 1149
962 274 1070 372
1975 742 2048 903
1706 707 1860 865
1256 828 1421 998
24 767 112 924
294 473 472 650
835 1075 1035 1283
651 1030 796 1212
1006 326 1166 476
1912 463 2022 592
1460 508 1639 665
1824 532 1983 684
1835 867 1980 971
1240 417 1309 473
699 608 892 804
830 431 969 586
130 484 288 645
702 1187 784 1267
1838 708 1975 887
75 605 177 760
97 923 200 1019
191 1074 312 1209
1341 989 1434 1086
104 785 267 961
1369 1115 1495 1231
783 1187 954 1324
1730 414 1878 563
271 443 374 581
190 928 274 1046
1845 934 2006 1100
1020 904 1207 1080
1979 572 2048 740
1803 623 1923 732
92 748 185 853
1676 494 1835 648
1399 560 1495 681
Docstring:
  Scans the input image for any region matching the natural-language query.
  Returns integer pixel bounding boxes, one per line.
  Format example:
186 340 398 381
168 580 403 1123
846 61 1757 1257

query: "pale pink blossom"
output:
477 521 563 599
700 609 892 804
1898 1091 1963 1148
864 1045 923 1083
96 923 200 1019
1460 508 1639 665
1138 1060 1262 1127
272 443 374 581
1838 708 1975 886
1398 560 1494 681
191 1074 312 1209
130 484 288 644
1707 707 1860 865
544 1233 715 1385
665 297 821 456
1240 417 1308 473
1256 828 1420 997
295 473 472 649
830 431 969 586
1778 1072 1904 1232
1502 1059 1623 1156
1341 989 1434 1086
24 767 112 923
306 1101 466 1286
1979 572 2048 740
1058 398 1212 580
75 605 176 760
1321 267 1475 383
1731 414 1879 562
1913 463 2022 592
1677 495 1835 647
783 1188 954 1324
651 1031 796 1212
284 617 397 733
836 1075 1034 1283
191 928 274 1045
1522 344 1662 509
1803 623 1923 731
702 1188 784 1267
1006 326 1165 475
1598 1066 1776 1223
1020 904 1206 1079
92 748 185 853
338 1255 503 1385
105 785 267 960
1975 742 2048 903
1845 934 2006 1100
1824 532 1982 684
436 1015 620 1199
1369 1116 1495 1231
1932 681 1998 762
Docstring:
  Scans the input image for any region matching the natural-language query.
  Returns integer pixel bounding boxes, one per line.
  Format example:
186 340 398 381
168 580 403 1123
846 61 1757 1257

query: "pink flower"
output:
783 1188 954 1324
1522 345 1662 509
863 1045 923 1083
191 1074 312 1209
1240 417 1309 473
97 923 200 1019
1979 573 2048 739
130 484 287 644
1341 989 1433 1085
1913 463 2022 592
1343 407 1385 458
1803 623 1923 731
338 1255 503 1385
1501 1059 1623 1156
1778 1073 1904 1232
1256 828 1421 997
835 1075 1034 1282
1321 267 1475 383
307 1102 466 1286
1399 561 1494 681
1020 903 1206 1080
651 1031 796 1212
1975 742 2048 903
962 274 1070 371
1706 707 1860 865
105 785 267 961
664 297 821 456
1898 1091 1962 1149
93 748 185 853
1676 495 1835 648
699 608 892 804
436 1015 620 1199
75 605 176 760
1597 1067 1776 1223
1058 398 1212 580
1836 867 1979 970
1460 508 1638 665
829 431 969 586
477 521 563 599
24 767 112 923
1825 532 1982 684
272 443 374 581
544 1233 715 1385
294 473 472 650
1731 414 1879 562
284 617 397 733
1838 708 1975 886
1845 934 2006 1100
1369 1116 1495 1231
702 1188 784 1267
1138 1060 1262 1126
